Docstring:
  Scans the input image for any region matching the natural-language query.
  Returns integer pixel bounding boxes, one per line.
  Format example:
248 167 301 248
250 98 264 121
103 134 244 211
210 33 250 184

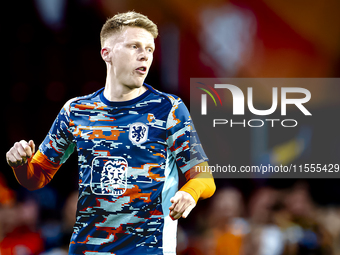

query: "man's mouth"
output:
135 66 147 74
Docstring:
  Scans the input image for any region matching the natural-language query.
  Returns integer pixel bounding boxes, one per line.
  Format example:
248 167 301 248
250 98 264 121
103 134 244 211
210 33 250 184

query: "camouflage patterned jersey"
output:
38 84 207 255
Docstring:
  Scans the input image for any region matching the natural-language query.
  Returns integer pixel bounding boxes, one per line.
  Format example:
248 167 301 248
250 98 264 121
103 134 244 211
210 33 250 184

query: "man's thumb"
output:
29 140 36 154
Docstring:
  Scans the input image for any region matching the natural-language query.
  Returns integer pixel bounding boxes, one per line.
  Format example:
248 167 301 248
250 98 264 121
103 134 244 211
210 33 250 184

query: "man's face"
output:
102 26 155 88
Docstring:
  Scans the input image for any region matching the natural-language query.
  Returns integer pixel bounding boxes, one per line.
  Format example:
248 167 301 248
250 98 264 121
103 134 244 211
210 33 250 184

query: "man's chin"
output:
127 79 146 89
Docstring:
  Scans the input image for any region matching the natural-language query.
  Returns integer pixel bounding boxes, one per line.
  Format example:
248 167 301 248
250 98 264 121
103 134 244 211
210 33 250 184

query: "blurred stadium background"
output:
1 0 340 254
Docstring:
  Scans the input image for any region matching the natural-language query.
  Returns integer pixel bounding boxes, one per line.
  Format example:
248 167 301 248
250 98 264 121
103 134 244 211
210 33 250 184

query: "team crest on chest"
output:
129 122 148 144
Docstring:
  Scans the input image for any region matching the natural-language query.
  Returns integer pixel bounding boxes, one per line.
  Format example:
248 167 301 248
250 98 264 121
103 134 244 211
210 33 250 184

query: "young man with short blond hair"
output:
6 11 215 254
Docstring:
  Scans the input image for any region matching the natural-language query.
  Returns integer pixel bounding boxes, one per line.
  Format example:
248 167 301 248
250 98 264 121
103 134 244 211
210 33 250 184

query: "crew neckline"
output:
100 86 151 107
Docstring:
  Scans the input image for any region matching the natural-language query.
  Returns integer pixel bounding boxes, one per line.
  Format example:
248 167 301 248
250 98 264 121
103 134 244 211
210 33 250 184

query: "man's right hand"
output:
6 140 36 168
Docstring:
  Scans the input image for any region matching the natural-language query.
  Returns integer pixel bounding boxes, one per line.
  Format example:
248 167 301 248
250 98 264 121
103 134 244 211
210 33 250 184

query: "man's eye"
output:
132 45 137 49
147 48 153 53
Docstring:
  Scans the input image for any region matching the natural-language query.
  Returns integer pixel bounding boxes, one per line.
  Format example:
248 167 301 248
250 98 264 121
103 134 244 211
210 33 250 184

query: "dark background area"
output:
2 0 340 254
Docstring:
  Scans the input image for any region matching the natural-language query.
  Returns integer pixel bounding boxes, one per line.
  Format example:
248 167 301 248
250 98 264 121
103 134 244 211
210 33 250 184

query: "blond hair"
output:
100 11 158 48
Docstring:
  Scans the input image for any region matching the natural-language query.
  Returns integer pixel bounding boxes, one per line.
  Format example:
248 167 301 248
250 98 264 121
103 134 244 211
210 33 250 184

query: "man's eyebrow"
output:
146 42 155 49
127 40 155 48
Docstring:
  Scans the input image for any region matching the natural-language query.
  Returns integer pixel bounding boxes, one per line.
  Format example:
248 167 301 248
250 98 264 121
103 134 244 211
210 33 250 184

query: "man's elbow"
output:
210 180 216 197
198 177 216 200
25 184 44 191
26 186 37 191
205 178 216 199
20 179 49 191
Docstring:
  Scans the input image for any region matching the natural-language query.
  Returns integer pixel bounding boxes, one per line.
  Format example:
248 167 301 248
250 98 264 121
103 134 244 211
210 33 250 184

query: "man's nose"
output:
138 49 148 61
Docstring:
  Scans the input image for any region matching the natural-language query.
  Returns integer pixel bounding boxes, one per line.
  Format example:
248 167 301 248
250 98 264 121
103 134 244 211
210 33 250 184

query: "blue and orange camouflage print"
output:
39 84 208 255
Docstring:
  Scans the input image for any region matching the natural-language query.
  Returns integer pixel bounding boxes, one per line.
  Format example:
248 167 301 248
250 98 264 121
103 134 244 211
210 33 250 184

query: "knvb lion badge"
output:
129 122 148 144
91 156 128 196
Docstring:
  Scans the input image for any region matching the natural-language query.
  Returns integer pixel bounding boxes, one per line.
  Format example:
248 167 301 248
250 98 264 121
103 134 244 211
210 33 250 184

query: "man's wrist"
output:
179 185 200 203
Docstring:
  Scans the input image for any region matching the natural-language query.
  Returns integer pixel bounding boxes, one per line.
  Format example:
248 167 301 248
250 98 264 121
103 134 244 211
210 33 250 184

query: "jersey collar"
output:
100 84 151 107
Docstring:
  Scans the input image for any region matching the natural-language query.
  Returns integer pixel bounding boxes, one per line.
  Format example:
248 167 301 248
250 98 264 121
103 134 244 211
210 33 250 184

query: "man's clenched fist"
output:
169 191 196 220
6 140 35 168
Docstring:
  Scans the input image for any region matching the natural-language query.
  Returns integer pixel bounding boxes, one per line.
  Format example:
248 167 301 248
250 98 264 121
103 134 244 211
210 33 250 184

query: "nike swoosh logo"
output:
81 130 93 136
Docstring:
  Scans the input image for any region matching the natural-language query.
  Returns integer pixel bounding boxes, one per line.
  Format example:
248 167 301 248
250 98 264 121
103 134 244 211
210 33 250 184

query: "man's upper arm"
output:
39 100 76 166
165 97 208 173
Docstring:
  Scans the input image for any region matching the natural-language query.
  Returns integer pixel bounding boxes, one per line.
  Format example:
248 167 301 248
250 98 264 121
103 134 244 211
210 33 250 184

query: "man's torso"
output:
39 84 206 254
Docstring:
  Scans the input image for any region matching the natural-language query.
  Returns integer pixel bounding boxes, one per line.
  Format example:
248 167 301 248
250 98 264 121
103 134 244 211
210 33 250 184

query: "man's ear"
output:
101 47 111 63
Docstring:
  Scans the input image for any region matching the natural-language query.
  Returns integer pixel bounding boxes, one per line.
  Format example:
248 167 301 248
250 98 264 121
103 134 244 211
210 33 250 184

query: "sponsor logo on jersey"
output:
91 156 128 196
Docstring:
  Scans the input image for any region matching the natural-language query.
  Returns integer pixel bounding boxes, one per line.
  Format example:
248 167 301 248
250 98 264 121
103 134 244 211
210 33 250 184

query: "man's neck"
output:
103 74 146 102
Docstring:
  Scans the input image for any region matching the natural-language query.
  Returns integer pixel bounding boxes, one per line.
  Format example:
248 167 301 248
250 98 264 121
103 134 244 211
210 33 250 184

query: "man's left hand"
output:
169 191 196 220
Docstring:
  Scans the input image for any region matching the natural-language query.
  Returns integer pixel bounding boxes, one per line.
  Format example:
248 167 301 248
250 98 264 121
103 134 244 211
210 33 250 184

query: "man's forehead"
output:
108 26 155 45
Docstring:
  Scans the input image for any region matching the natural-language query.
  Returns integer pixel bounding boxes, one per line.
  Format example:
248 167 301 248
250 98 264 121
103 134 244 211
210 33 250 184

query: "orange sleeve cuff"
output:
31 150 61 174
12 150 61 190
179 162 215 203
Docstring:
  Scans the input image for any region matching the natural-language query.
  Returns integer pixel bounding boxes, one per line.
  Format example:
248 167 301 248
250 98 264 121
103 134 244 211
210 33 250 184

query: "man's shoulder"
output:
145 84 183 106
62 87 104 114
